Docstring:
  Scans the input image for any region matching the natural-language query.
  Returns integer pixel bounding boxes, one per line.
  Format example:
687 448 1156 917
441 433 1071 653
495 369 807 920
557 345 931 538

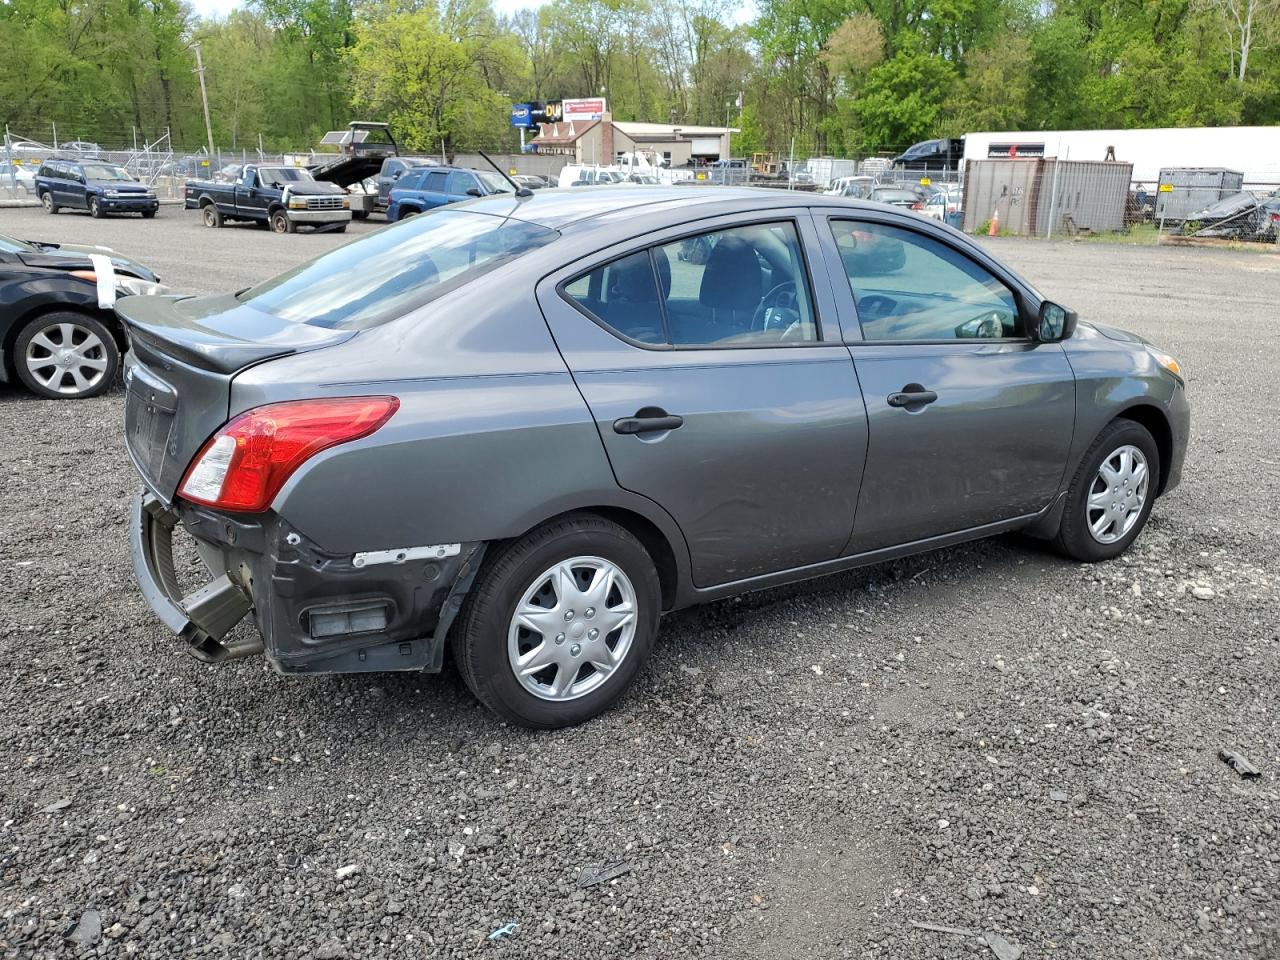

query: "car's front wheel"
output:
1055 419 1160 562
270 210 294 234
452 514 661 728
89 196 104 218
14 312 120 399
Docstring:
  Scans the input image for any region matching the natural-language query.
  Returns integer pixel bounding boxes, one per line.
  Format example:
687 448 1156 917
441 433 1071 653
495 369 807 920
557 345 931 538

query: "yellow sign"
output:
1158 183 1173 192
696 172 707 180
919 177 931 186
509 168 518 175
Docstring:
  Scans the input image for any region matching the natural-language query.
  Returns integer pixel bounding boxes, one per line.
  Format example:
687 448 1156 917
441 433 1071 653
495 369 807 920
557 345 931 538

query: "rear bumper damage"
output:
130 491 484 674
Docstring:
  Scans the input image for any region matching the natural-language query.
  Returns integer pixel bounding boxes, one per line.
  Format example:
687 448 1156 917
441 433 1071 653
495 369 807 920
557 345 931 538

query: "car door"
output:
418 170 450 208
238 168 270 218
814 212 1076 553
378 159 405 205
536 212 868 588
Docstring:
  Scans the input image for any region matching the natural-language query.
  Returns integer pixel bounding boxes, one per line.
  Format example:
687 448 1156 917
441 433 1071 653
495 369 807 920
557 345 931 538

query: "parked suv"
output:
386 167 512 221
34 159 159 218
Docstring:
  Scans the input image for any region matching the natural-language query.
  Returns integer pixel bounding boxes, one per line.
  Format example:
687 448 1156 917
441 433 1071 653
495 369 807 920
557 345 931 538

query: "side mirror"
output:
1036 301 1078 342
465 187 482 197
392 170 402 180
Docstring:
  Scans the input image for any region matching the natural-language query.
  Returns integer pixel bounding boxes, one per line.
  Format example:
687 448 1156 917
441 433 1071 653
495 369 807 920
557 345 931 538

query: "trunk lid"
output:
118 293 354 501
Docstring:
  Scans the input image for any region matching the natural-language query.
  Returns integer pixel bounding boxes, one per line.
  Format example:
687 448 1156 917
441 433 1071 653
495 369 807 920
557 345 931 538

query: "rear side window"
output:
564 221 819 348
425 171 448 192
239 209 558 330
563 251 666 345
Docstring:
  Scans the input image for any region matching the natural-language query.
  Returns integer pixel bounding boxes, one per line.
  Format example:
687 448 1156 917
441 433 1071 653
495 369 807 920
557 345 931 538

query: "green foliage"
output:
0 0 1278 156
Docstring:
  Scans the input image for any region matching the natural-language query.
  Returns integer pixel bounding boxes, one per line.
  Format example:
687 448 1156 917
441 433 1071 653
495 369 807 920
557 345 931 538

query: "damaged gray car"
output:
124 187 1189 728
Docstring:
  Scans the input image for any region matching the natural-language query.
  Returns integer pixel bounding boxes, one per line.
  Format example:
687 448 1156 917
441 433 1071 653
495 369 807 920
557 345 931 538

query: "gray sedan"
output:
122 187 1189 728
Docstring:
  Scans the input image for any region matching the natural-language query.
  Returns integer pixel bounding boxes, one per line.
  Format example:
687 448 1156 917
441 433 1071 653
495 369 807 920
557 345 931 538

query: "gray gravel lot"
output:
1 205 1278 960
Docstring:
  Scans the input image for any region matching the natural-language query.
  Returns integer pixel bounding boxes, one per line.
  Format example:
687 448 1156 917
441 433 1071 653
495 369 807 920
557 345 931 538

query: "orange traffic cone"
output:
988 208 1000 236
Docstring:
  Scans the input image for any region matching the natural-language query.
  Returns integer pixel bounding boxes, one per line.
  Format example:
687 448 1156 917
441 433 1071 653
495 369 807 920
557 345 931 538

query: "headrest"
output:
699 235 761 309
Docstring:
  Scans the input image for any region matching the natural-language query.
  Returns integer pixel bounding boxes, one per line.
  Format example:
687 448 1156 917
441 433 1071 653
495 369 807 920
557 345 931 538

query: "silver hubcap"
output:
24 322 109 395
507 556 637 702
1087 444 1149 544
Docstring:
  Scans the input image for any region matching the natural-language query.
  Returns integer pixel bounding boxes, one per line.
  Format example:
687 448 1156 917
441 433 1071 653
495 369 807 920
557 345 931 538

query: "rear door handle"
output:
887 386 938 408
613 408 685 435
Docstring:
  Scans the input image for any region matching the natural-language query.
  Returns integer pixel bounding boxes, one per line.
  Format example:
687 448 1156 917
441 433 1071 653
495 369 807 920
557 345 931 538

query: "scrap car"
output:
121 186 1189 729
1 233 163 398
185 164 351 234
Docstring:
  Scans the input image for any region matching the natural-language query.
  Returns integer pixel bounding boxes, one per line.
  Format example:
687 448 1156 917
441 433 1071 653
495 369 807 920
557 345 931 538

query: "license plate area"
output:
124 359 178 493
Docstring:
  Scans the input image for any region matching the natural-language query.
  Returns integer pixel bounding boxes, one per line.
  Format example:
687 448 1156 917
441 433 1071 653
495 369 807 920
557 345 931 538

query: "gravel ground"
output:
1 206 1278 960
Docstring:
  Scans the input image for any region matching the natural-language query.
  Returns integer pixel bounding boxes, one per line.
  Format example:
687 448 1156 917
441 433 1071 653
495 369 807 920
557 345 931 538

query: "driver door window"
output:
831 220 1020 341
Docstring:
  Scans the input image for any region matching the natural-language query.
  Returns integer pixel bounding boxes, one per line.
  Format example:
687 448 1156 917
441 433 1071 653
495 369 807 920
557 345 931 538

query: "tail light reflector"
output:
179 396 399 512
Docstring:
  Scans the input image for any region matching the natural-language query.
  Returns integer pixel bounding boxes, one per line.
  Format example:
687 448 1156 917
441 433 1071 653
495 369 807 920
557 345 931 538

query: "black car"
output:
0 234 163 398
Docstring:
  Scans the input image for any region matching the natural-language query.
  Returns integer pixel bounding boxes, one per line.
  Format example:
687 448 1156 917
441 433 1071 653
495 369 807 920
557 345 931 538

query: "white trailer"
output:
962 127 1280 187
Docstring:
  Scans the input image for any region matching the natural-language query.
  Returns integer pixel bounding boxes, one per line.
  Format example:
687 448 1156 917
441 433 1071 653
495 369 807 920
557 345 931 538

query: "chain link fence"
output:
5 124 1278 251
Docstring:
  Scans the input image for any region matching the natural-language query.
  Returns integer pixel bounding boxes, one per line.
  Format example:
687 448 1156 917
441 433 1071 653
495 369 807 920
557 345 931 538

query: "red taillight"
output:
179 396 399 512
1271 213 1280 223
911 202 922 210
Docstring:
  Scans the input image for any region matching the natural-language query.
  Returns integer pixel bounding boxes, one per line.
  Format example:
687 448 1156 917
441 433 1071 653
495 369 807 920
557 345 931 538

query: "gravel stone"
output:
0 213 1277 959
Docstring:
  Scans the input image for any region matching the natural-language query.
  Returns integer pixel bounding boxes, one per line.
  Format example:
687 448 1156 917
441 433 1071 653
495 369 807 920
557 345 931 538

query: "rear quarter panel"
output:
229 260 685 562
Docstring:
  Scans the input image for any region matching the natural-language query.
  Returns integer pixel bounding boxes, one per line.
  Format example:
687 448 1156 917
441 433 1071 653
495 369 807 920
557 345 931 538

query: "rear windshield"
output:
238 209 557 330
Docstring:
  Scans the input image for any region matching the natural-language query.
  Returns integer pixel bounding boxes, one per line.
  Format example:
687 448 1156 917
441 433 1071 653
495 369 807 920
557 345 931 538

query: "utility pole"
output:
192 42 215 159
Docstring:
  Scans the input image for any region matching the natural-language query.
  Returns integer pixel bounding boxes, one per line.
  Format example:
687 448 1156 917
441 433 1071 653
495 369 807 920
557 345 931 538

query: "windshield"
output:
257 167 311 184
238 209 557 330
83 164 133 182
476 171 514 194
0 234 36 253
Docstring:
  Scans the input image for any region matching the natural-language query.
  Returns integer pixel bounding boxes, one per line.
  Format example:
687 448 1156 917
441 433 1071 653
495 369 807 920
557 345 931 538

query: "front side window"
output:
238 209 558 330
564 221 819 348
447 172 477 195
831 220 1020 342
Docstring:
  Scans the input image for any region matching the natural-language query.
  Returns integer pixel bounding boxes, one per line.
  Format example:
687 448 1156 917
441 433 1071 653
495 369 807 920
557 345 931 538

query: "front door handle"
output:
613 407 685 435
887 385 938 408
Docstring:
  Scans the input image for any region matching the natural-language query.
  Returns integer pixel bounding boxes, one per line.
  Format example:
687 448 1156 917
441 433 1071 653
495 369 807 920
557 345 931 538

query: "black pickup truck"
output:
184 165 351 234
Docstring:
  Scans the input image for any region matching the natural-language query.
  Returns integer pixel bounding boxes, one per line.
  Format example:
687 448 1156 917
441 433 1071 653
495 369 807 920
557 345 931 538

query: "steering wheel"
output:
752 281 800 336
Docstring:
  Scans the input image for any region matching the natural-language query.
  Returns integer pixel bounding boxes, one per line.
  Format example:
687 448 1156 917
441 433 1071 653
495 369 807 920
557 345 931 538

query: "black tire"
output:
13 311 120 399
352 210 369 220
452 514 661 728
1055 419 1160 562
270 209 294 234
331 224 347 234
202 203 223 228
89 196 104 219
141 209 157 219
41 191 58 214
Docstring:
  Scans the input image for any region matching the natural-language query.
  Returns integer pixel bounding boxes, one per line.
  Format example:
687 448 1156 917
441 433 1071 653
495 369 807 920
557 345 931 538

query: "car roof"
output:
461 185 894 231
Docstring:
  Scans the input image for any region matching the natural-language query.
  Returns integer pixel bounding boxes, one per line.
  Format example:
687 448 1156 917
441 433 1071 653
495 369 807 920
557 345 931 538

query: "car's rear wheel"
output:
14 312 120 399
41 192 58 214
452 514 661 728
1055 419 1160 562
202 203 222 228
89 196 104 219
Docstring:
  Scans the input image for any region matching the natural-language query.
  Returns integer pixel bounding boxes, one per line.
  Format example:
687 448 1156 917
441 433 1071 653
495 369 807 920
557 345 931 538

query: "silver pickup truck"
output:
184 164 352 234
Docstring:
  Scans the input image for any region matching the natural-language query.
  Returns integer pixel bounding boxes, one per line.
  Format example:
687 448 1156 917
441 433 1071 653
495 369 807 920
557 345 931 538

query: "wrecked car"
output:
1181 190 1277 241
124 187 1189 728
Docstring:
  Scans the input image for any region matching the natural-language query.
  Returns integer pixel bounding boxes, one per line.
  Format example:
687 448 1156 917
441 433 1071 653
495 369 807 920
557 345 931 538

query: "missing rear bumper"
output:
130 490 484 674
131 492 259 661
